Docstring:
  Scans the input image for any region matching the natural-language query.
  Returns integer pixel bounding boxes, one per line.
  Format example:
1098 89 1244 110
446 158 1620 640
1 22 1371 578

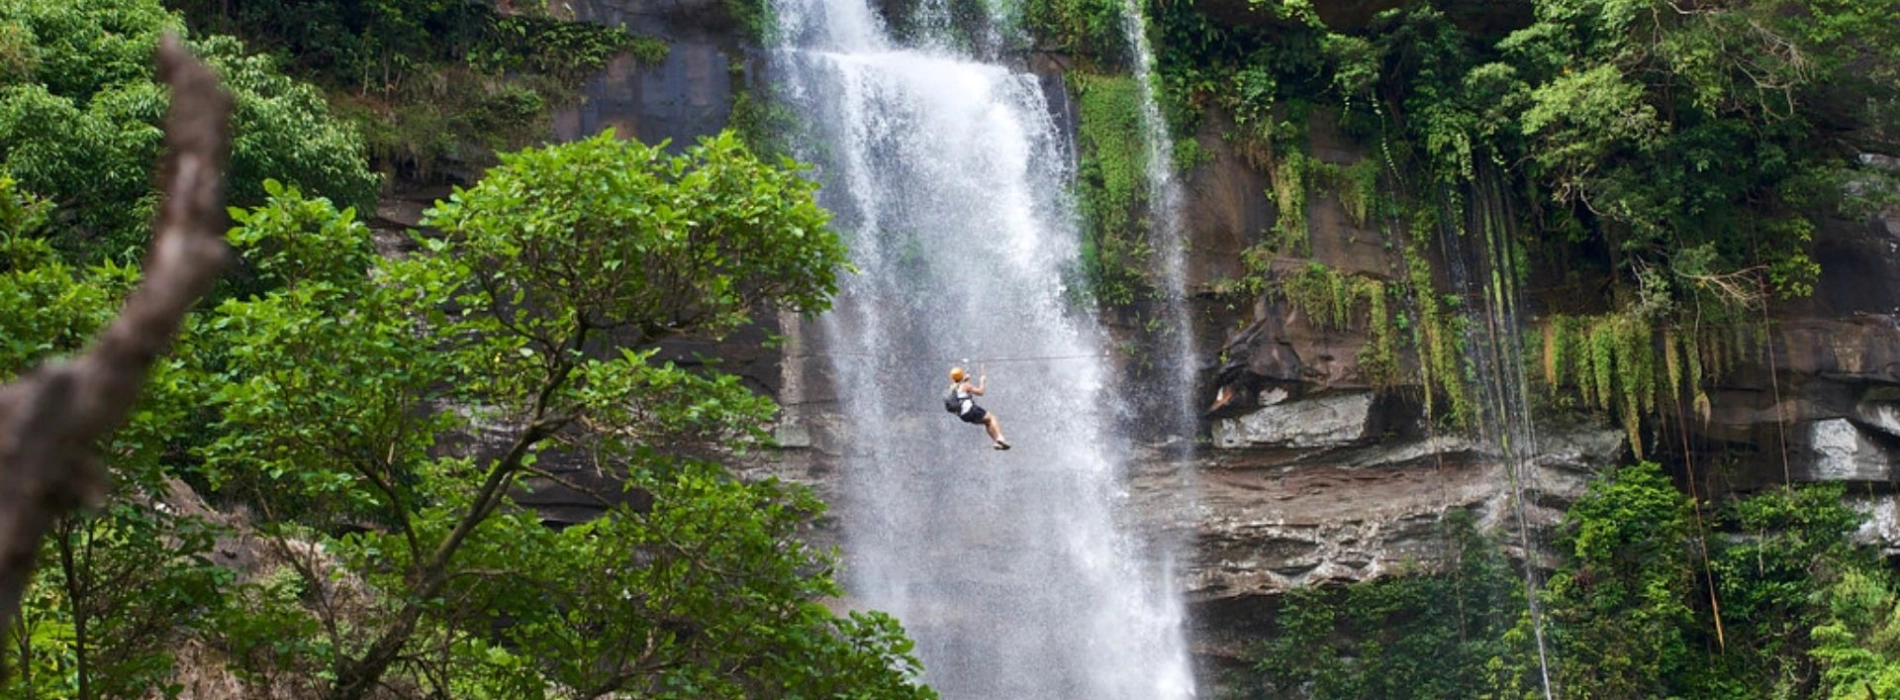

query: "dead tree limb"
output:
0 34 231 645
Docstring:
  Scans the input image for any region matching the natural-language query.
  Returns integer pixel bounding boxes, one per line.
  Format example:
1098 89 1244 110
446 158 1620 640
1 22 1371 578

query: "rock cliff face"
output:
548 0 746 149
1176 92 1900 660
1174 84 1900 690
403 0 1900 687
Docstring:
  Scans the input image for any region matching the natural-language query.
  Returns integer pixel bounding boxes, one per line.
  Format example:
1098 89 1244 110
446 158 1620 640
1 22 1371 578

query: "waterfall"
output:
1121 0 1199 442
766 0 1196 697
1437 175 1557 698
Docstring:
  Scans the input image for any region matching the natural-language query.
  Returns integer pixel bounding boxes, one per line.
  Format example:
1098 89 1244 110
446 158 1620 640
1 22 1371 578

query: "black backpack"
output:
943 386 962 413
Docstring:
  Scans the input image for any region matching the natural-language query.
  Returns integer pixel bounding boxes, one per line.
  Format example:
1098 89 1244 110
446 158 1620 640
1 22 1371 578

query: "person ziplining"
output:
944 364 1010 450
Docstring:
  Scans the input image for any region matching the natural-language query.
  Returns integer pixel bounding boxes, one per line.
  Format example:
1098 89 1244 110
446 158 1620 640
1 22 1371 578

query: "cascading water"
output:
1121 0 1199 442
766 1 1196 697
1437 175 1557 698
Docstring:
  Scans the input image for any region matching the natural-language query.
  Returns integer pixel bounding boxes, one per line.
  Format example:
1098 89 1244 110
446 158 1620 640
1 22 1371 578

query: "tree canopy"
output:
1145 0 1900 310
0 0 380 263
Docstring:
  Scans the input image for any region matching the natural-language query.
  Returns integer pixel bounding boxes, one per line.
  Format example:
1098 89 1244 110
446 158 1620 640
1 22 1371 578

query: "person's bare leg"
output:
986 416 1009 449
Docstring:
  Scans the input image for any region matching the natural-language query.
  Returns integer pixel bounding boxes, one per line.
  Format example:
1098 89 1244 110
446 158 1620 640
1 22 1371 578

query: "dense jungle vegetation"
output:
1029 0 1900 695
1 0 931 697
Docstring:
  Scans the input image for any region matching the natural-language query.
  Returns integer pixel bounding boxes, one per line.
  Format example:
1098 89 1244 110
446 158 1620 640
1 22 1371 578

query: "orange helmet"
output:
949 367 966 382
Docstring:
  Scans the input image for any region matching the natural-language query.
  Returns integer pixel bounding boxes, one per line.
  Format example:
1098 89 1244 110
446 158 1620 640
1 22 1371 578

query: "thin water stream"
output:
1438 176 1557 698
1122 0 1200 441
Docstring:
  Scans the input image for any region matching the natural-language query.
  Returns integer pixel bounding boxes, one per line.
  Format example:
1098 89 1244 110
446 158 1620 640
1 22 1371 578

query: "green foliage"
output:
29 506 233 699
465 466 931 697
1149 0 1900 439
1540 461 1697 698
0 233 130 377
0 0 379 264
1401 235 1473 428
469 14 655 82
211 562 336 695
222 178 379 297
1712 483 1874 695
1022 0 1129 70
1143 2 1493 422
1534 469 1900 698
1072 72 1153 307
5 576 79 698
1539 312 1659 456
721 0 774 45
1265 149 1311 255
1538 313 1766 457
425 130 847 340
167 0 482 88
0 237 234 697
330 75 553 180
1510 0 1885 302
1272 262 1399 387
1322 158 1382 229
4 504 231 700
180 129 905 696
1811 568 1900 699
0 175 49 239
1233 510 1542 698
1215 233 1466 419
169 0 664 177
728 84 804 160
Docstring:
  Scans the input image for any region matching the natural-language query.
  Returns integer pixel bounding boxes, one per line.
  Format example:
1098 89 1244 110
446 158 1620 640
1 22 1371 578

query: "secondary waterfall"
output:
766 0 1196 697
1122 0 1199 441
1440 174 1557 697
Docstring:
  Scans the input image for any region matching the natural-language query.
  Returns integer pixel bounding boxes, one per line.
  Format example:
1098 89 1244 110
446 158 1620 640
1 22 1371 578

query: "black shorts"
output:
959 405 988 424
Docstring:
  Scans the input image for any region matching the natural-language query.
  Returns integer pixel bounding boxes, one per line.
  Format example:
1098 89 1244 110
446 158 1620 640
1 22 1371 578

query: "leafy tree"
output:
1811 567 1900 699
195 131 921 698
1706 483 1876 695
0 0 379 264
1484 0 1900 303
6 90 920 692
1539 461 1696 698
457 467 926 698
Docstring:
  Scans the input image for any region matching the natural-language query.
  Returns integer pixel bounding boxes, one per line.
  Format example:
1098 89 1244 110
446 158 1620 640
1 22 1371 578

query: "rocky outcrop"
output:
553 0 747 149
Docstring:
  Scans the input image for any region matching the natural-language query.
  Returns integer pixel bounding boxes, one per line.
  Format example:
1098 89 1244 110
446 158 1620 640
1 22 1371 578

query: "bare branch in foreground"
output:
0 33 231 643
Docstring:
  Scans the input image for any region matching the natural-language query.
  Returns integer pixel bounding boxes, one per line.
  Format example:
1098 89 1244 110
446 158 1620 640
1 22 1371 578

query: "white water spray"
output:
766 0 1196 697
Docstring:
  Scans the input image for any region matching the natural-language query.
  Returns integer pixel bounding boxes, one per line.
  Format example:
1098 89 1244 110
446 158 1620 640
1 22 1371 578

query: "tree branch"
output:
0 34 231 647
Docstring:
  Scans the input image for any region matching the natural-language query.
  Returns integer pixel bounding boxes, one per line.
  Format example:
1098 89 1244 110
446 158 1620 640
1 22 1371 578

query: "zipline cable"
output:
772 350 1114 407
784 350 1113 366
